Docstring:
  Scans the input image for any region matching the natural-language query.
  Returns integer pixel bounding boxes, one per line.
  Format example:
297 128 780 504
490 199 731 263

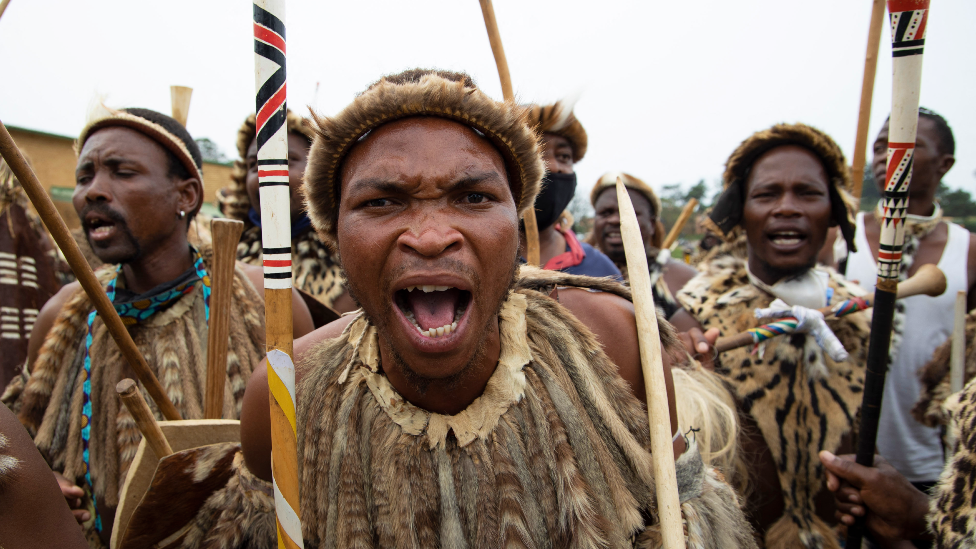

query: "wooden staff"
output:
116 379 173 459
252 1 303 547
0 121 181 421
477 0 541 266
848 2 930 546
851 0 887 201
170 86 193 127
950 291 967 394
0 0 12 22
204 219 244 419
662 198 698 250
616 177 685 549
715 264 946 353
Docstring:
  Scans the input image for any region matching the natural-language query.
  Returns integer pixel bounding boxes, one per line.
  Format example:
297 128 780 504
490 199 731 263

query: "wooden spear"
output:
851 0 887 201
0 121 181 421
950 291 967 394
204 218 244 419
0 0 11 22
616 177 685 549
661 198 698 251
117 379 173 459
170 86 193 128
252 1 303 547
478 0 541 266
847 2 931 546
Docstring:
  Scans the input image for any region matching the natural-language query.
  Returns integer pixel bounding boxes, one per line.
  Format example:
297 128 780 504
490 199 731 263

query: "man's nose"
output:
398 212 463 257
82 171 113 202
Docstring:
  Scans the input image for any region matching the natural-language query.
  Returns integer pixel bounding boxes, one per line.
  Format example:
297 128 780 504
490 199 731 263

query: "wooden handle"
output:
0 0 11 21
204 219 244 419
950 291 967 394
0 120 181 421
851 0 887 201
616 177 685 549
117 379 173 458
170 86 193 127
662 198 698 251
895 263 946 299
478 0 514 102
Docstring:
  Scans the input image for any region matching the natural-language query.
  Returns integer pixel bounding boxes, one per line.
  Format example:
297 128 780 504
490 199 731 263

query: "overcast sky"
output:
1 0 973 206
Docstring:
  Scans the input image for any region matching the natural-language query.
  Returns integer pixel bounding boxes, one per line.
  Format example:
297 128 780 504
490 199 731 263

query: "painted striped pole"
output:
252 1 303 547
847 1 930 546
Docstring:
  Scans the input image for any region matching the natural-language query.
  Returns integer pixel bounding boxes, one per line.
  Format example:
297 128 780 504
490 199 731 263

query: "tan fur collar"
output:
340 293 532 450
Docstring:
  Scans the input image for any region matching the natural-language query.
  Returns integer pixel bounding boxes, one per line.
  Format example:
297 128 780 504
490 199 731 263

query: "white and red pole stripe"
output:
253 1 303 547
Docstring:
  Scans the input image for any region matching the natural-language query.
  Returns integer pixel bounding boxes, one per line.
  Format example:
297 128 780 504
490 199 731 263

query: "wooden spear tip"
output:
116 378 137 396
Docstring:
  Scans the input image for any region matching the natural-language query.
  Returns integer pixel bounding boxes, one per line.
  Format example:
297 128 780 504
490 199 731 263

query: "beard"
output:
342 250 520 395
80 203 142 264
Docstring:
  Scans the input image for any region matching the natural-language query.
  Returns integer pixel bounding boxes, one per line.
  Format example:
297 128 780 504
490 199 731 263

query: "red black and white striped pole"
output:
847 1 930 546
252 1 303 547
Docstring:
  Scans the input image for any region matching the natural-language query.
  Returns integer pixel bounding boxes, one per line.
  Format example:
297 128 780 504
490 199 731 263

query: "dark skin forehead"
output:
339 117 511 206
77 126 173 176
746 145 830 194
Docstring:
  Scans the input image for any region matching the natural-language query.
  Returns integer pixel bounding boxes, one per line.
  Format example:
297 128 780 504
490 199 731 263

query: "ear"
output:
936 154 955 179
175 177 203 218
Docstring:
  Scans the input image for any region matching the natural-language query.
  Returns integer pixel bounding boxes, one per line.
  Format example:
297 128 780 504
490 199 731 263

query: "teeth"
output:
403 285 454 293
91 226 112 236
419 321 457 338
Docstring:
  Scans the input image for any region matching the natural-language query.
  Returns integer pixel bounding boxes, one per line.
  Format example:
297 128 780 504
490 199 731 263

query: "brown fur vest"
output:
237 224 344 309
913 310 976 429
677 255 870 549
293 274 757 548
2 250 265 546
930 375 976 548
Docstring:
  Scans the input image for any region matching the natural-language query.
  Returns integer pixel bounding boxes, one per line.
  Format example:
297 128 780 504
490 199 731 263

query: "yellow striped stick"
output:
253 0 303 546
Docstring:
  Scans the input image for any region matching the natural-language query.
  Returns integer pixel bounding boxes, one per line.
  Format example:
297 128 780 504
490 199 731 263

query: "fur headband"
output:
77 108 204 189
217 110 315 221
707 123 857 252
524 100 587 162
589 171 665 249
304 69 544 251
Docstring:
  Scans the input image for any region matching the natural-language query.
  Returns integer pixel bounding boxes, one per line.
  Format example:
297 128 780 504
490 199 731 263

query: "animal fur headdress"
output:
524 100 587 162
706 123 857 252
76 107 204 201
304 68 545 251
589 171 666 249
217 110 315 221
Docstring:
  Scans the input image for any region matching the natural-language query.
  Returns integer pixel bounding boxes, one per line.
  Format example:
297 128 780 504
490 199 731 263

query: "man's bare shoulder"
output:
295 314 358 374
556 287 636 336
664 259 698 294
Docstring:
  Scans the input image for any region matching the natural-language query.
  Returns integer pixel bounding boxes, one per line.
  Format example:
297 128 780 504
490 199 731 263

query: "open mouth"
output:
394 285 472 339
603 229 622 245
86 217 117 240
767 231 806 247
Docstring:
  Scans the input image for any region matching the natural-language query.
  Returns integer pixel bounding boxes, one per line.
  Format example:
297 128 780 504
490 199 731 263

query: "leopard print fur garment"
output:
913 310 976 429
931 375 976 548
237 224 344 309
678 255 871 549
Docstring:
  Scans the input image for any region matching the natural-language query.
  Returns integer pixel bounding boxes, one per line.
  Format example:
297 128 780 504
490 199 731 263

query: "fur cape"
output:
293 271 757 548
677 255 871 549
304 69 545 252
930 375 976 548
236 224 344 309
913 310 976 429
1 249 266 547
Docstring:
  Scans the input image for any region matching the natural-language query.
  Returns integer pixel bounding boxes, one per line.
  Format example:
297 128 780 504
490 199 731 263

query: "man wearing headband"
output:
844 108 975 498
589 172 699 330
140 69 757 548
218 110 356 318
0 107 312 546
522 101 620 277
677 123 872 549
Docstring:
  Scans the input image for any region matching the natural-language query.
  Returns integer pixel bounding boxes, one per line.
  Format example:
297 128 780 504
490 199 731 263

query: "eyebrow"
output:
350 171 504 194
75 156 143 178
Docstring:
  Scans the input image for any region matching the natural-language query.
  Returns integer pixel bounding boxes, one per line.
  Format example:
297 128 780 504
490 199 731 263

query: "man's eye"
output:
464 193 487 204
364 198 391 208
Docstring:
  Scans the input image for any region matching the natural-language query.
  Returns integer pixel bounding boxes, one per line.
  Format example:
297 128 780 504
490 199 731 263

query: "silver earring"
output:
179 210 186 218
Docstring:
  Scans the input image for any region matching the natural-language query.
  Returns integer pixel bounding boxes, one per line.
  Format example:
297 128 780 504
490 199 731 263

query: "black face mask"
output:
533 171 577 229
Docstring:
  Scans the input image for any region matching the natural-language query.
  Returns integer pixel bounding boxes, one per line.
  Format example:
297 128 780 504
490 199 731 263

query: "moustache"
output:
79 203 128 231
